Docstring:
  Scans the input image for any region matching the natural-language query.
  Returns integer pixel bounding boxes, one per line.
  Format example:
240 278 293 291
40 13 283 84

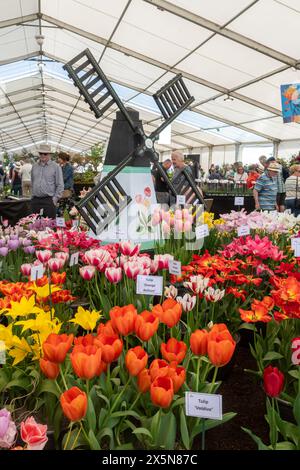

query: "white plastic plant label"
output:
168 260 181 276
185 392 222 420
234 197 244 206
136 275 163 296
70 252 79 267
176 195 186 205
31 264 44 281
56 217 66 228
237 226 250 237
195 224 209 239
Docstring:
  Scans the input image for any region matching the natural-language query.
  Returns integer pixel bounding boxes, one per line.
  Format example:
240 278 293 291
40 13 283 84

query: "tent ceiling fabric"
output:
0 0 299 153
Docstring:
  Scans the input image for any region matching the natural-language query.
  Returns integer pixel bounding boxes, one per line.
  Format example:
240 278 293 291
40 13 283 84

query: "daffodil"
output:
70 306 101 331
4 296 43 320
31 283 61 300
0 324 14 349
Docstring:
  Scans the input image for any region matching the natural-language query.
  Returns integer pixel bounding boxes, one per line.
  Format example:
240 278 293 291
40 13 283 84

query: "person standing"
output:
253 161 281 211
19 157 32 197
285 165 300 216
11 162 22 196
266 157 286 212
57 152 74 198
31 144 64 218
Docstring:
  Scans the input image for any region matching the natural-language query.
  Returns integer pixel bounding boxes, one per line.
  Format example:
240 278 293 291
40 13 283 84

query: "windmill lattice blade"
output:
63 49 136 131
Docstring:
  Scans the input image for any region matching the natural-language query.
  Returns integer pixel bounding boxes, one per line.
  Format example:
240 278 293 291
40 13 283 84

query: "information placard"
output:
176 195 186 205
70 252 79 267
136 275 163 296
237 226 250 237
168 260 181 276
185 392 222 420
195 224 209 239
30 265 44 281
56 217 66 228
234 197 244 206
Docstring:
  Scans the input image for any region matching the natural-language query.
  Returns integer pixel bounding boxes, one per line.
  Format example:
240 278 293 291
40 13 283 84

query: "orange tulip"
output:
60 387 87 422
190 329 208 356
97 320 117 336
161 338 187 364
97 334 123 363
70 344 102 379
43 333 74 364
74 334 101 347
208 325 233 343
50 272 66 285
149 359 171 381
109 304 137 335
152 299 182 328
135 310 159 341
150 376 174 408
207 331 236 367
39 358 59 380
170 365 186 393
137 369 152 393
125 346 148 376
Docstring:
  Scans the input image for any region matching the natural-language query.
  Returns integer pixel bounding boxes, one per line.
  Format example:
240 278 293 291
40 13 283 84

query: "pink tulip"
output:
119 242 140 257
151 210 162 226
174 219 183 232
36 250 52 263
183 220 192 232
162 222 171 236
20 263 32 277
20 416 48 450
175 209 183 220
162 211 171 225
48 258 65 272
54 252 69 262
105 267 122 283
124 261 141 280
154 254 174 270
79 265 96 281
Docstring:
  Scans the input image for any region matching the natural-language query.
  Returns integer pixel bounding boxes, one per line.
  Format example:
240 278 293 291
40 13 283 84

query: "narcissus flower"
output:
150 376 174 408
161 338 187 364
125 346 148 376
60 387 87 422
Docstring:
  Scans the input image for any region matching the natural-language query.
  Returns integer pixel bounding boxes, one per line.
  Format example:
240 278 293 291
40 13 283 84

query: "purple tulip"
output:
10 234 19 240
22 238 32 247
0 409 17 449
24 245 35 254
7 239 20 251
0 247 8 257
0 239 5 248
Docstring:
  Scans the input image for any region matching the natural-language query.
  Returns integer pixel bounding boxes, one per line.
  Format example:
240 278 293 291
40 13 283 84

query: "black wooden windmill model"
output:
64 49 206 235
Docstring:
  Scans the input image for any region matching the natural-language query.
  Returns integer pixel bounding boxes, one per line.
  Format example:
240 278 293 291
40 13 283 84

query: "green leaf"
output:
263 351 284 361
238 323 257 331
158 411 176 450
150 410 160 439
86 396 96 432
288 370 300 380
38 379 61 399
97 427 114 448
115 443 134 450
180 408 190 450
275 441 296 450
88 429 101 450
98 408 107 428
132 427 153 439
5 377 30 390
110 410 141 419
242 427 270 450
293 394 300 426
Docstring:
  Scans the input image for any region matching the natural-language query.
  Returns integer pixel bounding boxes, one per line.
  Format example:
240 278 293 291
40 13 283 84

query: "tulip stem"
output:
63 422 73 450
129 391 142 411
210 367 218 393
59 365 68 391
80 422 91 448
54 379 62 394
201 419 206 451
71 424 82 450
86 379 89 395
196 357 201 392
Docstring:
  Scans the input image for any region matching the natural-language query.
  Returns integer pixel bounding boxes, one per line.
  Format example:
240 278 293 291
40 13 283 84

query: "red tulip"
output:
60 387 87 421
135 310 159 341
161 338 187 364
42 333 73 364
263 366 284 397
125 346 148 376
150 376 174 408
39 358 59 380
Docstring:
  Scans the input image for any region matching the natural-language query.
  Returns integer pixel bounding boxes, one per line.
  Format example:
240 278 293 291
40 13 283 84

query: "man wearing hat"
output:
253 161 281 211
31 144 64 218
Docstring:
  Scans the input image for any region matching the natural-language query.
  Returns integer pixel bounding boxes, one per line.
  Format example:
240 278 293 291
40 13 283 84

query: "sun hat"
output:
14 162 21 170
268 162 281 172
37 143 52 154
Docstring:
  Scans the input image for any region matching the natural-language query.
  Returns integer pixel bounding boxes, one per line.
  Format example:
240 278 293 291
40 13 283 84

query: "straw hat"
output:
14 162 21 171
268 162 281 172
37 143 52 154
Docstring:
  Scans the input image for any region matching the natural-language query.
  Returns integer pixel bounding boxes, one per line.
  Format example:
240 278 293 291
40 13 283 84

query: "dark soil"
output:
205 344 269 450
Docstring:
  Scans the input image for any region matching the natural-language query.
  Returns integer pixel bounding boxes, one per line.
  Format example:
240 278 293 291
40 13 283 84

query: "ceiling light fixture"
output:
35 34 45 47
224 94 234 102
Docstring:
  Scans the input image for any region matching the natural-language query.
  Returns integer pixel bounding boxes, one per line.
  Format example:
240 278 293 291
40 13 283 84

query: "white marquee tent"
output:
1 0 300 170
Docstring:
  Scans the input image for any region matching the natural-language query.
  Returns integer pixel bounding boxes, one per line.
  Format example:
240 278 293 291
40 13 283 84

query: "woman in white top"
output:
233 165 248 184
19 157 32 197
285 164 300 216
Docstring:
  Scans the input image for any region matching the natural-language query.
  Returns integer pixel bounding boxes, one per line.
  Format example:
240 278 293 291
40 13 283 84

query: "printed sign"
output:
39 208 44 216
195 224 209 239
294 244 300 258
0 341 5 365
30 264 44 281
281 83 300 124
234 197 244 206
185 392 222 420
136 275 163 296
168 260 181 276
70 252 79 267
237 226 250 237
291 238 300 250
176 195 186 205
56 217 66 228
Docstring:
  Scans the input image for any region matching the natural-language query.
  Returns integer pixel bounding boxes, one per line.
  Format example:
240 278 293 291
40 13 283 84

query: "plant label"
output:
195 224 209 239
0 341 6 365
176 195 186 205
294 245 300 258
234 197 244 206
237 226 250 237
31 264 44 281
291 238 300 249
185 392 222 420
136 275 163 296
115 227 127 240
270 211 278 216
291 338 300 366
56 217 65 228
168 260 181 276
39 208 44 216
70 252 79 267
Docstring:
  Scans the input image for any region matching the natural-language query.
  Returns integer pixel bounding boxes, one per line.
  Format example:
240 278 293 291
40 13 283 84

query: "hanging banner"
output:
281 83 300 123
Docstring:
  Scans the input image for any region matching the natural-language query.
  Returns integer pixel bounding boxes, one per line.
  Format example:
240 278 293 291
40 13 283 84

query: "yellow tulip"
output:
4 296 43 320
31 283 61 300
69 306 101 331
9 336 32 365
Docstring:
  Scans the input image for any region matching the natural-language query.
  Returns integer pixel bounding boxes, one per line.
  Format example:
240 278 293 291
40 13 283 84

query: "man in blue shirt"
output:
253 161 281 211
